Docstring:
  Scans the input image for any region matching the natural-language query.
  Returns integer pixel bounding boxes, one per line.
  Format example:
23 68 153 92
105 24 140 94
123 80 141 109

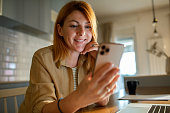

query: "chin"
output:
76 48 84 53
78 50 84 53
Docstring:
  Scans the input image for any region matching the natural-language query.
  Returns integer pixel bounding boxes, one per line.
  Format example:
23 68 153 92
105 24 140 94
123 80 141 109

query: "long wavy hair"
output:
53 1 97 70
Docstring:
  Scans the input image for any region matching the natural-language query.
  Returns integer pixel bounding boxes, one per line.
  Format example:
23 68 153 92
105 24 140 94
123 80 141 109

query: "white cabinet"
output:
2 0 24 23
0 0 51 34
39 0 51 34
24 0 40 30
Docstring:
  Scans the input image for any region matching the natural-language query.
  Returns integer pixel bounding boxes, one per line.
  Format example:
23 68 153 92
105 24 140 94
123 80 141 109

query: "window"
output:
116 38 136 76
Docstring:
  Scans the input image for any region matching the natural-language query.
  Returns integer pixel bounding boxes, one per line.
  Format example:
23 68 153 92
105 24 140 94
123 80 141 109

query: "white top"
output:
72 67 78 90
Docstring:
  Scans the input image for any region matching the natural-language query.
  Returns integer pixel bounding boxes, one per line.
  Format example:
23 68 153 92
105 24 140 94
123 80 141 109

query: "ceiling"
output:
83 0 169 17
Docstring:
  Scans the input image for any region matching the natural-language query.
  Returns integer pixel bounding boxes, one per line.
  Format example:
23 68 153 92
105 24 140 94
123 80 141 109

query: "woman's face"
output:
58 10 92 53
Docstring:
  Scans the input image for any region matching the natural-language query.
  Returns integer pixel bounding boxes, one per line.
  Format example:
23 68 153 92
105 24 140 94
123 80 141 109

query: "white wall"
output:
97 7 170 75
0 26 51 82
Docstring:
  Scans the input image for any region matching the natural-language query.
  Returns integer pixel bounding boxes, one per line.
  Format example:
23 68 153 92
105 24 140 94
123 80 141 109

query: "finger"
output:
96 83 117 102
90 42 99 48
81 43 99 54
106 74 120 88
93 68 118 96
100 84 117 102
104 85 117 99
81 46 98 55
89 50 98 59
89 74 118 103
92 63 114 82
99 74 119 97
105 74 120 92
98 68 119 89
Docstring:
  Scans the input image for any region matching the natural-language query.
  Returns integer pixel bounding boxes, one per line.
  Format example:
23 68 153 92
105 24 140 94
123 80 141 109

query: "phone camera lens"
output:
106 48 110 52
101 45 106 49
100 51 104 55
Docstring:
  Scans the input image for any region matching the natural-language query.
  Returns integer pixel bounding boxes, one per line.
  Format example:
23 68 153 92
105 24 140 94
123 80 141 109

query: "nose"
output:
78 26 85 36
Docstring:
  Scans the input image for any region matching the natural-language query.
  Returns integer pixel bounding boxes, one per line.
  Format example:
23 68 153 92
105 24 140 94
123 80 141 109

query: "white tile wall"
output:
0 26 52 82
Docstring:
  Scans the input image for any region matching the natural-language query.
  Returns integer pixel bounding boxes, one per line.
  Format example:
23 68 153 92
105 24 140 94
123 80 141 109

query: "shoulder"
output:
34 45 53 56
33 45 54 62
34 45 53 57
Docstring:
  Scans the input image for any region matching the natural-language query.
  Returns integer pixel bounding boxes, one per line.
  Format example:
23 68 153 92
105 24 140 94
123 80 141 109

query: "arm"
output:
43 63 120 113
29 51 80 113
31 46 119 113
27 52 58 113
43 91 81 113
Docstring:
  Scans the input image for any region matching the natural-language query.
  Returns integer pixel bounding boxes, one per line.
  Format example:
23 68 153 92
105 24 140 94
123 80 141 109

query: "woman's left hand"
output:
81 41 99 58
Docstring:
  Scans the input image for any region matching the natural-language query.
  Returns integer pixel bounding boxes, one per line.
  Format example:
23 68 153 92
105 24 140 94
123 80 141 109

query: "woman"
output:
19 1 120 113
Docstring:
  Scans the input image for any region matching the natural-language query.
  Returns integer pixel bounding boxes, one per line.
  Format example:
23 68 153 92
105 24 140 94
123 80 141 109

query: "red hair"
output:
53 1 97 70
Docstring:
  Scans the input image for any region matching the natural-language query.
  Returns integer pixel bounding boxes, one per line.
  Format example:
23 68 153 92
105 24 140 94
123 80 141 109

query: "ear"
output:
57 24 63 36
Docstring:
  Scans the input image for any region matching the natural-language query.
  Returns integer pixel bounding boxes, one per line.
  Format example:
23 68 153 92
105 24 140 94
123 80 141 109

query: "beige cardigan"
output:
19 45 92 113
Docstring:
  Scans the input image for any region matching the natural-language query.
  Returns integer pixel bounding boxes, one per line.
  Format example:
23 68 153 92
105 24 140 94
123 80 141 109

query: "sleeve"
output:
28 53 57 113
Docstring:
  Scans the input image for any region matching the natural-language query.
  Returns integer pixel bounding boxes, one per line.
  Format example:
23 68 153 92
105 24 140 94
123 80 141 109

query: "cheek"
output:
63 30 75 41
63 28 72 37
86 32 93 42
86 38 92 43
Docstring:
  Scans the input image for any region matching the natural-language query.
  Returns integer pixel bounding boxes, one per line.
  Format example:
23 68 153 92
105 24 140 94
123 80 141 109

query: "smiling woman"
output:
18 1 120 113
57 10 93 55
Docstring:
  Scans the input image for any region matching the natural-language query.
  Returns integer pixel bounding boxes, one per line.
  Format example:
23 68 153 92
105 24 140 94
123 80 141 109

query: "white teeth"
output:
75 39 84 42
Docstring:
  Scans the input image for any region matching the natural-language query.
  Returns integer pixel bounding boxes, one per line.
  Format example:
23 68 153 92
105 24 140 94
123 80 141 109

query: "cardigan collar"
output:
55 54 87 69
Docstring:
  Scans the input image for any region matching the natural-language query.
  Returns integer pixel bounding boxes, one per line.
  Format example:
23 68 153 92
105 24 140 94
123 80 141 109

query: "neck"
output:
66 51 80 68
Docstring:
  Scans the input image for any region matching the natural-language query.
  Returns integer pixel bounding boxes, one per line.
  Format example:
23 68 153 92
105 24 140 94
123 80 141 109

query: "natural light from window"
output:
116 38 136 76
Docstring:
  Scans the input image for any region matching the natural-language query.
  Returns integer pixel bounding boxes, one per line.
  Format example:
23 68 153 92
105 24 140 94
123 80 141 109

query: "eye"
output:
70 25 78 28
85 25 91 29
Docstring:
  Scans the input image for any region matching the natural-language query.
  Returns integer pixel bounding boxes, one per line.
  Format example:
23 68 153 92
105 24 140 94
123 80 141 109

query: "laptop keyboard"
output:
148 105 170 113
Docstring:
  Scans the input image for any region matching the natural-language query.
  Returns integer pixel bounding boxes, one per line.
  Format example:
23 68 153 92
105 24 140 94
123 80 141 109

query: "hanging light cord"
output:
152 0 158 25
152 0 156 19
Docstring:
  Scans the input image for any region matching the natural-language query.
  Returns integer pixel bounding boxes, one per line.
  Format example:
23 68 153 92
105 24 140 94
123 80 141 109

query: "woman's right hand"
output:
43 63 119 113
75 62 119 109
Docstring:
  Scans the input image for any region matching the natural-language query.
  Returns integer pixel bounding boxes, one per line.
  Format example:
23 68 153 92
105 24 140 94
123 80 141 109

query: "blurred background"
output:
0 0 169 82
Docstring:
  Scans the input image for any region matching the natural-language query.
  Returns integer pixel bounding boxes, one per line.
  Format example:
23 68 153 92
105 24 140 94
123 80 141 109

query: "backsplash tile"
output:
0 26 52 82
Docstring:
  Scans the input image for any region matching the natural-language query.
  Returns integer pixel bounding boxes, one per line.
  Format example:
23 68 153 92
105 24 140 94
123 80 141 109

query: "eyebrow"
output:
68 20 90 24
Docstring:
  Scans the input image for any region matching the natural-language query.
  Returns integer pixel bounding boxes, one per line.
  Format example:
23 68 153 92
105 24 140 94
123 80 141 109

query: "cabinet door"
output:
2 0 23 23
23 0 39 30
39 0 51 33
1 0 51 34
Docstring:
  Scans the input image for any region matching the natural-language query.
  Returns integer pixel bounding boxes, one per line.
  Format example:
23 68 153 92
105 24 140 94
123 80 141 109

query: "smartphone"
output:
93 43 124 75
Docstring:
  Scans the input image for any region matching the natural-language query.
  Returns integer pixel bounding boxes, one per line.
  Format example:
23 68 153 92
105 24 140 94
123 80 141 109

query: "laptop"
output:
117 103 170 113
117 94 170 113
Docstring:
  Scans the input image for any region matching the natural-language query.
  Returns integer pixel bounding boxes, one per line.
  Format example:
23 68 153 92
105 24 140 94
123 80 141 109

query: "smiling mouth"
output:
74 39 86 42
